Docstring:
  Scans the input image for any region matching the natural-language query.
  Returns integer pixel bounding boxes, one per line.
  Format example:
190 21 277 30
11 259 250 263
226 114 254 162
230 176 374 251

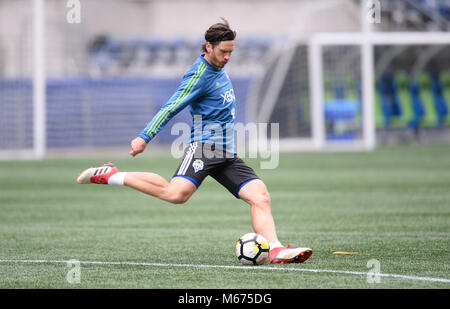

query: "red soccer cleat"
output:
269 245 313 264
76 162 119 184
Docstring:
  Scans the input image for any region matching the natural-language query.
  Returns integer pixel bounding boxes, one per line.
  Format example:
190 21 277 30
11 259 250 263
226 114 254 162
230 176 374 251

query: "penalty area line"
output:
0 259 449 284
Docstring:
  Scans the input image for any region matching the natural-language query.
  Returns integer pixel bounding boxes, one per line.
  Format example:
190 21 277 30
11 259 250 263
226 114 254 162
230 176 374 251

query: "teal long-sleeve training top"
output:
139 54 237 153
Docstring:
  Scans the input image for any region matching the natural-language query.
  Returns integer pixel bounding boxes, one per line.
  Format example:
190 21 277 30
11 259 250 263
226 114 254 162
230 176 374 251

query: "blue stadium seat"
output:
324 98 359 141
333 81 346 99
440 72 450 125
86 35 276 74
430 74 448 126
409 82 424 130
378 74 397 128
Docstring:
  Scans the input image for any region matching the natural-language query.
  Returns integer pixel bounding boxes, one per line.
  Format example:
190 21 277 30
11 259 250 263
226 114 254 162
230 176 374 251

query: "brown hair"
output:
201 17 236 52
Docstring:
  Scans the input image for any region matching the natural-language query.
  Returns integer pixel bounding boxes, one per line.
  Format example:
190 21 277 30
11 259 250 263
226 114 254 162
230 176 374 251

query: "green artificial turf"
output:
0 144 449 289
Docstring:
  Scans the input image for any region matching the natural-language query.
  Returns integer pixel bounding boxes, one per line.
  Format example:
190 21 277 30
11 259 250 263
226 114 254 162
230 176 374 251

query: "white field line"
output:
0 259 449 284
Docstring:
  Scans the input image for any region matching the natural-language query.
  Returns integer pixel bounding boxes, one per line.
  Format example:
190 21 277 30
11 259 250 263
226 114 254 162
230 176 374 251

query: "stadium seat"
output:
324 77 335 101
171 37 194 66
377 72 445 131
344 74 358 100
146 37 168 65
87 35 115 75
375 78 387 128
417 73 439 127
85 35 276 76
431 73 448 127
128 38 152 70
378 74 397 128
440 72 450 125
242 37 273 65
333 81 346 99
324 98 359 141
409 82 424 130
392 71 415 128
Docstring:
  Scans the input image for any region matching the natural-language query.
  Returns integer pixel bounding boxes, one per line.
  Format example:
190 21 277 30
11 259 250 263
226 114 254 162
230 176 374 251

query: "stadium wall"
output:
0 76 252 150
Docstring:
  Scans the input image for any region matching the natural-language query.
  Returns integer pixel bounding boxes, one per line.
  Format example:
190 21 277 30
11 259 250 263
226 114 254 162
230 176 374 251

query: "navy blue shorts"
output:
173 142 259 198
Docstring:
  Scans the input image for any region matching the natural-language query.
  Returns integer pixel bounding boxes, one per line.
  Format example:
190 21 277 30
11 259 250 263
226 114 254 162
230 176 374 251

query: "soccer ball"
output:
235 233 270 265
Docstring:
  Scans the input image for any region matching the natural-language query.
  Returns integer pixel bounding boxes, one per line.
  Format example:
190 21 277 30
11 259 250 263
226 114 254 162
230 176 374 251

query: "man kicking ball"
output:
77 18 312 264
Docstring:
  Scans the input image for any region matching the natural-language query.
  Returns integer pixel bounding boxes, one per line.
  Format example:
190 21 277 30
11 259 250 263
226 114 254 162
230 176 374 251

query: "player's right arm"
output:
139 62 207 143
129 136 147 157
130 61 207 156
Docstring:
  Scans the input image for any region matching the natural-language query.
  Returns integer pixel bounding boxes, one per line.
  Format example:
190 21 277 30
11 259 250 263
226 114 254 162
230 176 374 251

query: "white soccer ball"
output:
235 233 270 265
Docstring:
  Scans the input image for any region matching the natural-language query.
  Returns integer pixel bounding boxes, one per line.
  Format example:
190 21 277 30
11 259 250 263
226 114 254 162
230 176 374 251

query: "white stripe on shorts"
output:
179 142 197 175
177 144 193 175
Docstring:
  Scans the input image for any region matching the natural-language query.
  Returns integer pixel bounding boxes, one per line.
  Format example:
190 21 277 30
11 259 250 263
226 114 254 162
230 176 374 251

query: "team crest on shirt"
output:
192 159 204 173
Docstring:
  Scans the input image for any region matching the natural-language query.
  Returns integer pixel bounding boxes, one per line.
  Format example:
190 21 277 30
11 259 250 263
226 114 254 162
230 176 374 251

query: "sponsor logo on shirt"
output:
220 89 235 105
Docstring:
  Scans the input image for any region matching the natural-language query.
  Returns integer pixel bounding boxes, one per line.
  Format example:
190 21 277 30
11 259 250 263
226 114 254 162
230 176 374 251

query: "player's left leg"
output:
238 178 313 264
237 179 278 243
212 156 313 264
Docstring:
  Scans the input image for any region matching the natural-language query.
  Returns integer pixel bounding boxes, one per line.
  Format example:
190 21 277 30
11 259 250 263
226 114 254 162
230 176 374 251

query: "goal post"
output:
308 32 376 151
0 0 45 160
33 0 46 160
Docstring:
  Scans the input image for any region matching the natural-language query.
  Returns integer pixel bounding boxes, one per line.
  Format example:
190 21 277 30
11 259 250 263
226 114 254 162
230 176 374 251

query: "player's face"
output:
205 40 234 69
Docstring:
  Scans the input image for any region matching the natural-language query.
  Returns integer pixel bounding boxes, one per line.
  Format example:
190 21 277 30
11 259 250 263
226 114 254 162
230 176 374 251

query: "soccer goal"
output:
248 30 450 152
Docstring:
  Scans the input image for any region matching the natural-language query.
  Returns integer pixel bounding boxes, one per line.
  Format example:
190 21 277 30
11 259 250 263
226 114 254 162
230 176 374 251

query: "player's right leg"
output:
124 172 196 204
76 163 197 204
76 143 205 204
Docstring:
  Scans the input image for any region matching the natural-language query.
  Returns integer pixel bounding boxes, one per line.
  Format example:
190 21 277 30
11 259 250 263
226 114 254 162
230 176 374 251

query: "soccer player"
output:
77 19 312 264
